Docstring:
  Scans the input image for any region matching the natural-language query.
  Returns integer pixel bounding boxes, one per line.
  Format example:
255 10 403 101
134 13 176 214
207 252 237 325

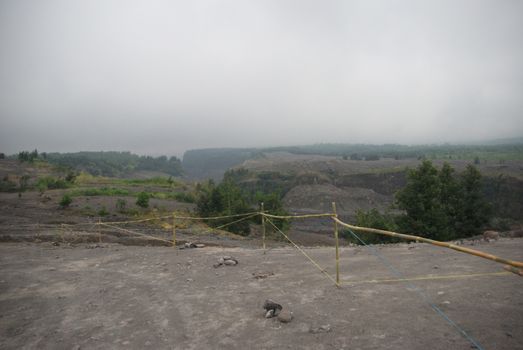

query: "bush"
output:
98 206 109 216
116 198 127 212
70 187 129 196
136 192 150 208
173 192 196 203
59 194 72 208
0 176 17 192
36 176 69 190
340 209 400 245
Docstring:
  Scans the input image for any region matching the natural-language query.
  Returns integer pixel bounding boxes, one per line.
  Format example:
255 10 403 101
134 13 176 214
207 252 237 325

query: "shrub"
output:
98 206 109 216
0 176 17 192
173 192 196 203
36 176 69 190
136 192 150 208
116 198 127 212
340 209 400 245
59 194 72 208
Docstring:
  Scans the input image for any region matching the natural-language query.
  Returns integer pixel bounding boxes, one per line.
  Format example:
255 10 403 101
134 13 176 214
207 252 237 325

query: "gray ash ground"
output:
1 239 522 350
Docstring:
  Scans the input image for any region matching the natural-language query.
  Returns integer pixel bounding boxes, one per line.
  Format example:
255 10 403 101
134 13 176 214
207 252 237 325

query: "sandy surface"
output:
1 239 522 350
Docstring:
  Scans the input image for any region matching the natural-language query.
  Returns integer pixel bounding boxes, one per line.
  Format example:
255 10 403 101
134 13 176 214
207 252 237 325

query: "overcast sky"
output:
1 0 522 157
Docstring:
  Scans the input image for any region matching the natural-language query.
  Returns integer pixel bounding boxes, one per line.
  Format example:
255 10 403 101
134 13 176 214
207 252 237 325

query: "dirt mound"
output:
283 184 393 215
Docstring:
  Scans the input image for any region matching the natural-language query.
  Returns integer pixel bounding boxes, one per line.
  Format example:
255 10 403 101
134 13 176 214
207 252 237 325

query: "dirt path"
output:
1 239 522 350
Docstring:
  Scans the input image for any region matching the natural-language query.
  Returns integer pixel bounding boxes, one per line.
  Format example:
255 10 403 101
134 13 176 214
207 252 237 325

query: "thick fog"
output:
1 0 522 156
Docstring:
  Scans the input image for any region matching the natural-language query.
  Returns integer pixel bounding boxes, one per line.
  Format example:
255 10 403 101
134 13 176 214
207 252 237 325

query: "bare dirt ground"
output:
1 239 522 350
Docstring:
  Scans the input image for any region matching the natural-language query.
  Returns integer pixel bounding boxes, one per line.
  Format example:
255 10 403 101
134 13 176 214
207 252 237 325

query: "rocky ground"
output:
1 239 522 350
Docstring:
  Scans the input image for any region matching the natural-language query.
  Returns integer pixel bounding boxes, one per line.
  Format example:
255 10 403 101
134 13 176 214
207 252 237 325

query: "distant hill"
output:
182 142 523 181
182 148 258 181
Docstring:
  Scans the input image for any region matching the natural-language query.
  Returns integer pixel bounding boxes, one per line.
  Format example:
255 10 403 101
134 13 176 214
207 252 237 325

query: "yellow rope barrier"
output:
99 223 173 245
173 211 259 220
261 212 334 220
265 217 340 287
99 215 172 225
340 271 511 285
333 217 523 270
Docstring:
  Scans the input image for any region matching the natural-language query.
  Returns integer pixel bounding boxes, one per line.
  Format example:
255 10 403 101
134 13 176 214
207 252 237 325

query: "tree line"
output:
14 150 183 177
348 160 491 243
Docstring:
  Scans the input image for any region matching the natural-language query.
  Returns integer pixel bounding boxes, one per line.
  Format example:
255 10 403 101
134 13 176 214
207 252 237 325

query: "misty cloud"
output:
1 0 522 156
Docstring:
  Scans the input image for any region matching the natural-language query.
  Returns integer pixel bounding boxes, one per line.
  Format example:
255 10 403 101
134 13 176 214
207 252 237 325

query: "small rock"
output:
277 309 293 323
310 324 331 333
224 259 237 266
442 300 451 305
433 265 439 269
195 243 205 248
186 278 193 282
263 299 282 318
437 291 445 295
483 230 500 241
253 271 274 279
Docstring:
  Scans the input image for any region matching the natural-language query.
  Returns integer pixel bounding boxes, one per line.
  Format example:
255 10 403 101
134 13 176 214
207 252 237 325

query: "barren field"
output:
1 239 522 350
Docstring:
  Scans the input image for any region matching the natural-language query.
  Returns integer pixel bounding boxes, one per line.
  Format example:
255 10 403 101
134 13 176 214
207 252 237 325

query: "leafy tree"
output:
455 165 491 236
196 179 252 235
396 161 491 240
396 160 448 239
136 192 150 208
59 194 72 208
341 209 401 245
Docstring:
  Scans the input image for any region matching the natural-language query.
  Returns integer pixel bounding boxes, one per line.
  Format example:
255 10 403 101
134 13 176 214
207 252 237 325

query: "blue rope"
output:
345 228 484 350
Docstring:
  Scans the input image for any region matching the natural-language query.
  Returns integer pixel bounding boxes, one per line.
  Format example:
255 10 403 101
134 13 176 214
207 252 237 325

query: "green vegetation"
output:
341 209 401 245
195 174 288 235
43 151 182 177
114 176 177 187
98 206 110 216
347 161 492 243
59 194 73 208
116 198 127 212
36 176 70 190
264 143 523 161
69 187 130 197
396 160 491 240
136 192 150 208
0 176 17 192
17 149 40 162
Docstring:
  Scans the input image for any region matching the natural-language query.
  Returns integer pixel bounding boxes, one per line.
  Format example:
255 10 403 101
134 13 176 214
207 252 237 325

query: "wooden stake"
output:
98 218 102 243
332 202 340 286
261 202 266 253
172 212 176 248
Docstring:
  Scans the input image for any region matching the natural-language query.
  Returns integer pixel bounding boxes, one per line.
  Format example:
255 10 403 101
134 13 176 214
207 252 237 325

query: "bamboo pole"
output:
261 203 266 253
333 217 523 270
172 212 176 248
332 202 340 285
504 265 523 276
262 212 334 220
98 218 102 243
60 224 65 242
